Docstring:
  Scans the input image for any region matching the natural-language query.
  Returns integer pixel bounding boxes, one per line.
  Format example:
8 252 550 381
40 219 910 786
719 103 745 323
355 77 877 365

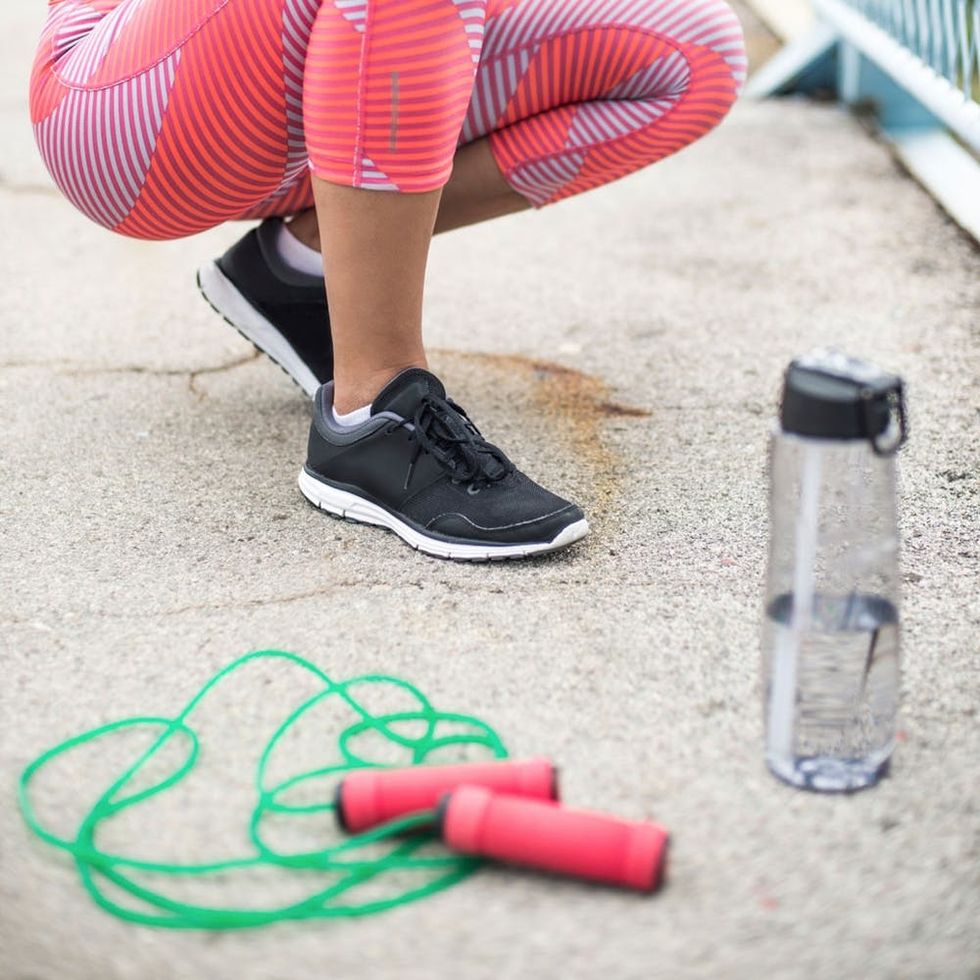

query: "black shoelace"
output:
397 393 515 490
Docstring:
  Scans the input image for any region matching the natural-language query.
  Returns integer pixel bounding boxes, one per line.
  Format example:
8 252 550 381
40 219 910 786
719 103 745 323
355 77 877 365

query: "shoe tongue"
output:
371 368 446 418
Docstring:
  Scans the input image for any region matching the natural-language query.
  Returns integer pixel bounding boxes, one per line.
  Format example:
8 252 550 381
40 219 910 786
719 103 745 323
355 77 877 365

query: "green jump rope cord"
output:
18 649 508 929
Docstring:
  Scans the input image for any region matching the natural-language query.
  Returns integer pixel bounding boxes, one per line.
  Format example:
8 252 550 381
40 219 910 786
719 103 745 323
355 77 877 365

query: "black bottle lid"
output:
780 349 907 455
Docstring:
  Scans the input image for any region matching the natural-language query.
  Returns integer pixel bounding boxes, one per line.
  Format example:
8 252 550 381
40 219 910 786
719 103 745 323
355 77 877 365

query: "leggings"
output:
29 0 746 241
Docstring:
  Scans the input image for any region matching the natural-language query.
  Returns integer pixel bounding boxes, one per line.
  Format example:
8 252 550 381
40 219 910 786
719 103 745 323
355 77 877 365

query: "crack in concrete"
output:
0 349 262 398
0 571 739 628
3 559 598 625
122 583 367 619
188 350 262 398
0 178 62 199
0 578 537 626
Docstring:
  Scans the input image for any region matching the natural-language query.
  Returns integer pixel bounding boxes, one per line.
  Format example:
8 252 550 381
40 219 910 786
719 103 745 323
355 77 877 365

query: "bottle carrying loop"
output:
863 382 908 457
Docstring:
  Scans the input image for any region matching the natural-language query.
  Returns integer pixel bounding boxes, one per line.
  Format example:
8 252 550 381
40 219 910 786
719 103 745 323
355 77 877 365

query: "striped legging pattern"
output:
29 0 746 240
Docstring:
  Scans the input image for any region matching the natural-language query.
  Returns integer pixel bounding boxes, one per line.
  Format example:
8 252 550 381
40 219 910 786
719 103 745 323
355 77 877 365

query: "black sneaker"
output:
197 218 332 397
299 368 589 560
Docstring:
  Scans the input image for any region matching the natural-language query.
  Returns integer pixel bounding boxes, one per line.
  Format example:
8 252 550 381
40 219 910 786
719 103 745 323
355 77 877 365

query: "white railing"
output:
746 0 980 241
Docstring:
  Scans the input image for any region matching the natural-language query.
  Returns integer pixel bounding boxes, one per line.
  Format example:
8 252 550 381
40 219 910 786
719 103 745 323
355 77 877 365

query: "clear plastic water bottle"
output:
762 349 908 792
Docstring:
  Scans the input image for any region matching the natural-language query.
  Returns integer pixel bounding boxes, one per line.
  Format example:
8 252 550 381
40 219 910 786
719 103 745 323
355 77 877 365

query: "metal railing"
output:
846 0 979 101
746 0 980 240
809 0 980 152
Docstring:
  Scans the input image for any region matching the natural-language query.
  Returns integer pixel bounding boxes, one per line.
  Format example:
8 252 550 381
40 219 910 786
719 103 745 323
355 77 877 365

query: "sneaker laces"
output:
401 393 514 489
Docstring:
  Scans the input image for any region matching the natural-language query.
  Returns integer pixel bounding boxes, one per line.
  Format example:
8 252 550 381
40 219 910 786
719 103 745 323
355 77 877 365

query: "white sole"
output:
197 260 320 397
298 469 590 561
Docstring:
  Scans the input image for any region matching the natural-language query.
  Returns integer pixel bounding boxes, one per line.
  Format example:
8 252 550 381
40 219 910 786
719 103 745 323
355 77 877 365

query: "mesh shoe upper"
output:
305 369 584 546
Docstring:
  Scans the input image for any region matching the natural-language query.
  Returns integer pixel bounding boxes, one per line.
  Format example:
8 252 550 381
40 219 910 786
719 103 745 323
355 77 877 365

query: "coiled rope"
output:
18 649 507 928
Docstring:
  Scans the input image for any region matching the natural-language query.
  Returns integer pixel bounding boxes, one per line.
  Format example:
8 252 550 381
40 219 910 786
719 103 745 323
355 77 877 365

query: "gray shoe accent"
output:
311 382 405 444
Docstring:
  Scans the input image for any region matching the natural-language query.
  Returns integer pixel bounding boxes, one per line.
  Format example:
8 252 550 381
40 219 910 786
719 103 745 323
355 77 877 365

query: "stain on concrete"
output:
431 349 650 531
596 401 652 418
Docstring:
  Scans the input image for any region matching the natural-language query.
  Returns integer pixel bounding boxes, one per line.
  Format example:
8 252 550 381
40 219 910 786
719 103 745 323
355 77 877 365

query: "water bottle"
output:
763 349 908 792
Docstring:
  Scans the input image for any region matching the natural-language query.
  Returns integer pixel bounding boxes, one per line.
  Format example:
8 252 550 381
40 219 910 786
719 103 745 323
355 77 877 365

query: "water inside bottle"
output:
764 592 899 791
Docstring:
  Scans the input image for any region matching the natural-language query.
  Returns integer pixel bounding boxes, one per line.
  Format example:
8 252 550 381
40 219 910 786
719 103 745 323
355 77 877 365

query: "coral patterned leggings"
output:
29 0 746 240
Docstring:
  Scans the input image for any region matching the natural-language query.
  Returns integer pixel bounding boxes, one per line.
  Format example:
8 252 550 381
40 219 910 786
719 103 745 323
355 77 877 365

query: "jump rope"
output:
18 650 668 929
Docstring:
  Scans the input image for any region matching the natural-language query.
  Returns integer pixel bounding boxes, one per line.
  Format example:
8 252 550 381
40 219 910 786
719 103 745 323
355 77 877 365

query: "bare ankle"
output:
333 359 428 414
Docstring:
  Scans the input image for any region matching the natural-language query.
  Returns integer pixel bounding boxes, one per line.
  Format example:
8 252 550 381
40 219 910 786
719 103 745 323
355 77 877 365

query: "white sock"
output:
276 220 324 277
332 402 373 427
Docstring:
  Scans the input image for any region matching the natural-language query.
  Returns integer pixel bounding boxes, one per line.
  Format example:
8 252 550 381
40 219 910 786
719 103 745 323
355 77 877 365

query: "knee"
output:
628 0 747 101
692 0 748 96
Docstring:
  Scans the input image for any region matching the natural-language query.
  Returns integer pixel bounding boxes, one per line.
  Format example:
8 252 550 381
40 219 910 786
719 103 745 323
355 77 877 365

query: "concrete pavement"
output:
2 2 978 977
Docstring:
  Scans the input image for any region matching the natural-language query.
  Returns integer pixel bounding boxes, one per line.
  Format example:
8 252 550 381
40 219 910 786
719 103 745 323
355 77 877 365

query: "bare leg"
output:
289 137 528 251
433 138 530 234
313 177 440 414
298 138 528 413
